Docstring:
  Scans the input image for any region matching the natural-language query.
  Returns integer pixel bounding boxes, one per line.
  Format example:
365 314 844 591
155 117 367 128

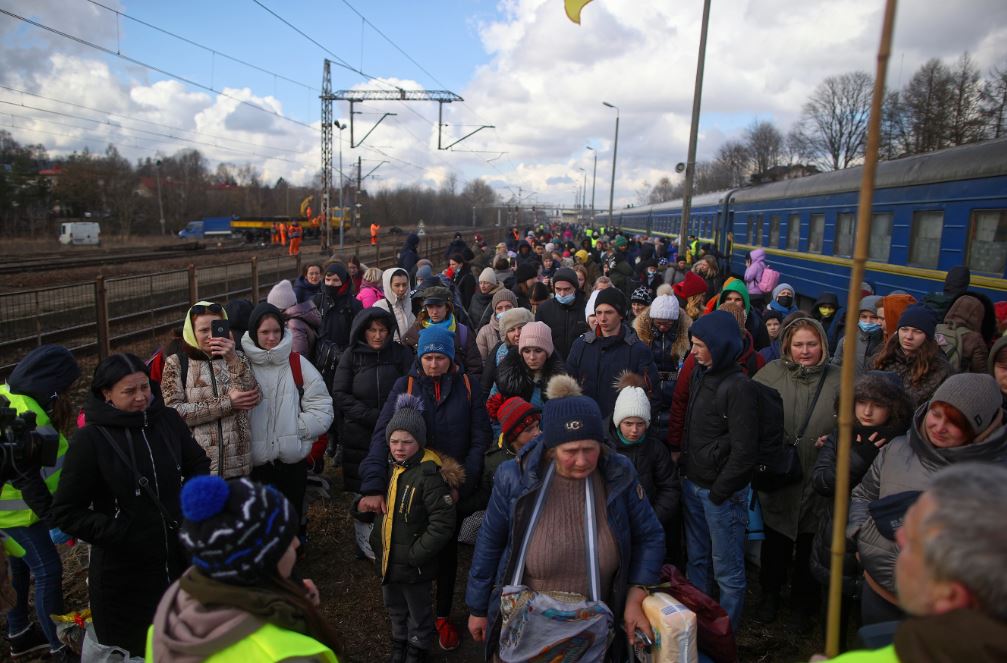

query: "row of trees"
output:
0 131 499 236
644 52 1007 204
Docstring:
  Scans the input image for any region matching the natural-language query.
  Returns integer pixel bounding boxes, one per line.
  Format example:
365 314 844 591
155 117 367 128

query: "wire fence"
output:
0 228 506 379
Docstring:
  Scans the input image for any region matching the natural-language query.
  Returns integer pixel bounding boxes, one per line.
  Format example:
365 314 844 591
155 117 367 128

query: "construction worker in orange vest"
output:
279 222 287 247
271 223 279 245
288 222 302 256
370 222 380 246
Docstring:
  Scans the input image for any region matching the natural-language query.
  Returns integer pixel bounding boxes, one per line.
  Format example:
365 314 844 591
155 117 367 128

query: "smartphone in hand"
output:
211 319 230 338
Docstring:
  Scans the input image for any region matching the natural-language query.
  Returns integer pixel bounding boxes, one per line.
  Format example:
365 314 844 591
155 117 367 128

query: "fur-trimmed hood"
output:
438 454 466 489
495 345 566 402
633 307 692 357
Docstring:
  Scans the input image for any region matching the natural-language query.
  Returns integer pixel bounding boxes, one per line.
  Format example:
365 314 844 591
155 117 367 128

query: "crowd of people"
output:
1 224 1006 663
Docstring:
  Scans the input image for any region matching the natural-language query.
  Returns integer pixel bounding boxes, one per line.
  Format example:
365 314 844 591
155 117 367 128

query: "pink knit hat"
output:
518 321 554 357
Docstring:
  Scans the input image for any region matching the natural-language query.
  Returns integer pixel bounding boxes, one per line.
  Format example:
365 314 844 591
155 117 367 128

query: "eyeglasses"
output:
190 303 223 316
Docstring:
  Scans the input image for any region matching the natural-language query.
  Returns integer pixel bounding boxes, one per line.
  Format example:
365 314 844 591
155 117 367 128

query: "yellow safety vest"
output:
0 385 68 529
145 622 338 662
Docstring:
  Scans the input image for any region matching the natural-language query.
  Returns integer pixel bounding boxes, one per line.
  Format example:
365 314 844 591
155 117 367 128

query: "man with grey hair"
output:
820 462 1007 661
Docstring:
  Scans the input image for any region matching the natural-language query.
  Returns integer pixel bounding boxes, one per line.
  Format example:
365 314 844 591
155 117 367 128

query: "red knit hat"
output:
498 396 541 443
673 271 707 300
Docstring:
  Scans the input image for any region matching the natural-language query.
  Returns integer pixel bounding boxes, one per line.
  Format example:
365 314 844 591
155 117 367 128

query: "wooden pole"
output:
826 0 898 656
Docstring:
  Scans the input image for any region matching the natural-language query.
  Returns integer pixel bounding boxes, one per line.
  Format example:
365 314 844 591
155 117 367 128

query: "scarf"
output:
179 568 324 645
617 430 645 446
423 313 457 333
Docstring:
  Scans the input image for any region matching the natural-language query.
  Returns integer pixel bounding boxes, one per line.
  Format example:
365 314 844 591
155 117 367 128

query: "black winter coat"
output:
566 325 659 418
534 292 590 361
398 234 420 275
331 308 414 493
453 269 477 311
681 365 759 504
605 421 680 531
493 346 566 403
313 289 363 357
50 396 210 654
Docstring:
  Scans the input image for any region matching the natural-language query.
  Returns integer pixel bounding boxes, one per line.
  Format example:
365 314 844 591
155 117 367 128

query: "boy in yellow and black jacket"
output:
354 393 462 663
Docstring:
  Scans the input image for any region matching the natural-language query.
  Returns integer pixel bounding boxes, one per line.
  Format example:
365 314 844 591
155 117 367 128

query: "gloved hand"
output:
49 528 71 545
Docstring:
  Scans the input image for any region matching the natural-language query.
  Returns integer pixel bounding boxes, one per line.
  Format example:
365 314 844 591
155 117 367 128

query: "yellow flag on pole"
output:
565 0 594 24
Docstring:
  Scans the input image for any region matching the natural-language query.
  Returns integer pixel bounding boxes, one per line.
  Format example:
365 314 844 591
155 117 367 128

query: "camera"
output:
0 395 60 475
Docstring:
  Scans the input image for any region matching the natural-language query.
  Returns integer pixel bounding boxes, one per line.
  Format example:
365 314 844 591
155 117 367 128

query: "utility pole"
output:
679 0 712 259
155 158 166 235
336 120 346 249
603 102 620 228
320 60 332 253
356 156 362 246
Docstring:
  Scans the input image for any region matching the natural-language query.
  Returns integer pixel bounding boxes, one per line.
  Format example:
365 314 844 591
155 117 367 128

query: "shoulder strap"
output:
289 351 304 401
407 375 414 395
462 373 472 401
714 372 744 418
177 352 189 398
796 368 830 443
93 426 180 531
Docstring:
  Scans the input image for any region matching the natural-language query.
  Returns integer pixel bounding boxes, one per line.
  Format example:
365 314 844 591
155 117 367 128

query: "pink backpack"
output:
758 265 781 294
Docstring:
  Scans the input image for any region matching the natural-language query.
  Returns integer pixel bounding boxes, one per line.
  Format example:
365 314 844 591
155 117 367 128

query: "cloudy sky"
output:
1 0 1004 209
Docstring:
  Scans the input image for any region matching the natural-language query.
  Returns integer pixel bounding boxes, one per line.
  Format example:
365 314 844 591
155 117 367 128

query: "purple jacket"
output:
744 248 767 296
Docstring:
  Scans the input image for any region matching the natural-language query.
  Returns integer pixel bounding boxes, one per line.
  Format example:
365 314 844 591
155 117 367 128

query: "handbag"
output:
756 367 830 492
658 565 738 663
94 426 181 532
497 463 614 662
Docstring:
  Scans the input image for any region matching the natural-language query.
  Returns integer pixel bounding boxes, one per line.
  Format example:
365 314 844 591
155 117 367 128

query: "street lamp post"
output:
602 102 619 229
578 167 587 220
335 120 346 250
586 146 597 218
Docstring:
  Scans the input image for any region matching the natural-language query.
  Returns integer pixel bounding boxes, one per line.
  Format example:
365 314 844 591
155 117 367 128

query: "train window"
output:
808 214 825 253
769 216 780 247
787 214 801 250
755 215 764 245
909 211 944 269
835 213 855 257
746 216 755 243
967 210 1007 274
869 213 893 262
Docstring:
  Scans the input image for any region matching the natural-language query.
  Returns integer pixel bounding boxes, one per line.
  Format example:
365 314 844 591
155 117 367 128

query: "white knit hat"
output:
479 267 497 285
613 380 651 427
585 290 599 325
649 294 680 321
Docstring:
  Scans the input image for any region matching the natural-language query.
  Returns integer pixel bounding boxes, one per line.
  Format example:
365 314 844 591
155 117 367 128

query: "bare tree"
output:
797 71 872 170
947 53 986 146
902 59 954 153
648 176 678 204
715 140 751 187
981 60 1007 139
745 121 783 175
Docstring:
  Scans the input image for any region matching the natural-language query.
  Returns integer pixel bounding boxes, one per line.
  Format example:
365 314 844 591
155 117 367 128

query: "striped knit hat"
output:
498 396 541 444
179 476 297 585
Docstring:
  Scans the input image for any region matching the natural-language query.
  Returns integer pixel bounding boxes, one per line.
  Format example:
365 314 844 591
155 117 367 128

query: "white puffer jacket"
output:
241 330 333 465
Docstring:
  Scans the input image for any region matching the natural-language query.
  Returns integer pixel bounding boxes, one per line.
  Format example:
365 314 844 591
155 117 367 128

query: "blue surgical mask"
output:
858 321 882 334
556 293 575 305
496 312 503 320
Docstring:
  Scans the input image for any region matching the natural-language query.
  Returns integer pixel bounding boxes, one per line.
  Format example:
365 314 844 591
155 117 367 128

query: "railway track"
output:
0 241 270 275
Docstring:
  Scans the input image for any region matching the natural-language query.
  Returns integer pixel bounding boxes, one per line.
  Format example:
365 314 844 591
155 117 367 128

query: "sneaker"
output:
49 646 80 662
434 617 460 651
8 624 49 659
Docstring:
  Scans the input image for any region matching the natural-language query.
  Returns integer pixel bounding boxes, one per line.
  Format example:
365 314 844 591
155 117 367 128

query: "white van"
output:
59 222 101 246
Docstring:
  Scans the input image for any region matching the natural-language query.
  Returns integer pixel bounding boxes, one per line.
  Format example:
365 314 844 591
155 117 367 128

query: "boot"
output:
754 592 781 624
404 644 428 663
389 639 408 663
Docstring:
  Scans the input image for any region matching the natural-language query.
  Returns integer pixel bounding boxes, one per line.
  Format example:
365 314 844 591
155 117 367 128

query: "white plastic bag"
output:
81 625 144 663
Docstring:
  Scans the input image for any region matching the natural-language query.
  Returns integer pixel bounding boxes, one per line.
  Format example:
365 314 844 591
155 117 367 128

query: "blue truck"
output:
178 216 234 240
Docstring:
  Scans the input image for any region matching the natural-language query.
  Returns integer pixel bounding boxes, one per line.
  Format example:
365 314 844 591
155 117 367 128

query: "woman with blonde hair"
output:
356 266 384 308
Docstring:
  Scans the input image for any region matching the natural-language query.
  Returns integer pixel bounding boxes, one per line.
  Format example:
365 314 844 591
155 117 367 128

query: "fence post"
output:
188 264 197 305
95 275 110 360
251 256 259 302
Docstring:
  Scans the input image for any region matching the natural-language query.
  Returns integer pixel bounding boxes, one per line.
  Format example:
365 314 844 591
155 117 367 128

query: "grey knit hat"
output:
386 393 427 447
929 373 1003 435
491 288 518 310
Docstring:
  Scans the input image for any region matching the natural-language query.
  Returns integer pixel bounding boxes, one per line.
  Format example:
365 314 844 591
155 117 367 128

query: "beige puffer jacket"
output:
161 347 258 477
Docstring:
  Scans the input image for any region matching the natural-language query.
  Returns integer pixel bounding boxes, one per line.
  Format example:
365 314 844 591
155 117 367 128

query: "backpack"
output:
757 265 781 294
715 373 791 491
406 373 472 402
935 322 970 372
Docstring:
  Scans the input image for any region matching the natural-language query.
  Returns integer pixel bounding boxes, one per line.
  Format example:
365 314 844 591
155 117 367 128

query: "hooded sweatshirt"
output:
743 248 767 296
940 294 990 373
372 267 416 344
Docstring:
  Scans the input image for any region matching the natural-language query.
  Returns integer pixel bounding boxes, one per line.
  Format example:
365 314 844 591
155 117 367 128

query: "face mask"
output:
858 321 882 334
324 285 341 299
647 270 657 277
555 293 575 305
496 312 504 320
818 305 836 317
776 295 793 308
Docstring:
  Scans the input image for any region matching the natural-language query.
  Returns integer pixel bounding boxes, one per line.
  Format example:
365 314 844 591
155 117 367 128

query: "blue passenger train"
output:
612 137 1007 306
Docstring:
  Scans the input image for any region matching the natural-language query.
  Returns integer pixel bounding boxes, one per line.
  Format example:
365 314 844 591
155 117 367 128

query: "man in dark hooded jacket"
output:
680 310 759 632
398 233 420 276
313 262 363 384
534 268 588 361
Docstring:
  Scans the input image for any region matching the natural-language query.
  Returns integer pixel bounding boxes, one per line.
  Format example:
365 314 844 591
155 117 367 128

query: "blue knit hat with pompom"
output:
179 476 297 585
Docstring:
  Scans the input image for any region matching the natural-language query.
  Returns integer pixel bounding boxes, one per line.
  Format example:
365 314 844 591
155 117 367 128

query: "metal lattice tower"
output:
320 60 333 250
